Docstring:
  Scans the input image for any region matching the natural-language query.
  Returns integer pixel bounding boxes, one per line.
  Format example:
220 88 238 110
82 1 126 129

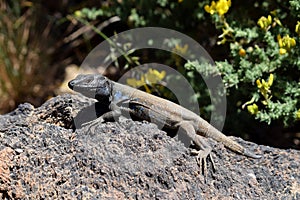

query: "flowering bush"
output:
72 0 300 130
203 0 299 126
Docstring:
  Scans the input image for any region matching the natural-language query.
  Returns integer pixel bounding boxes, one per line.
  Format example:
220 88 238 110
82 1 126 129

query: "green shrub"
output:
72 0 300 130
203 0 299 126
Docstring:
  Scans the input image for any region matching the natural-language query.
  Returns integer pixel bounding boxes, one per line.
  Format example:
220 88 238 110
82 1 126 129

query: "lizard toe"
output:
191 149 216 179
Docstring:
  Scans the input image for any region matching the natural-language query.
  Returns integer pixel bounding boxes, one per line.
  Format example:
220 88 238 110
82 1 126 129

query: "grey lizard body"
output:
68 74 261 173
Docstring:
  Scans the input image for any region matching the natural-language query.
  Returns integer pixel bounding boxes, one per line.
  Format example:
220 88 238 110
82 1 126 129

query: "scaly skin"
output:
68 74 261 173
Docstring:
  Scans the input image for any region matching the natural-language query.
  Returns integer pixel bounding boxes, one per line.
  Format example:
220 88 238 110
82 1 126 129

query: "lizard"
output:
68 74 261 174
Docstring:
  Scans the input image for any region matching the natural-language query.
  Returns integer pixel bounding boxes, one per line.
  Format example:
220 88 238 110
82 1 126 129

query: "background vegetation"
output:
0 0 299 149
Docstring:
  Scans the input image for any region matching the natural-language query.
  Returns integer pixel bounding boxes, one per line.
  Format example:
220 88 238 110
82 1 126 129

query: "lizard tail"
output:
199 120 261 159
243 149 262 159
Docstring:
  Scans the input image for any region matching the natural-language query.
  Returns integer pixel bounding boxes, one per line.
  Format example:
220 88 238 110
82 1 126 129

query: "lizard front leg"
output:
82 102 122 131
177 121 216 177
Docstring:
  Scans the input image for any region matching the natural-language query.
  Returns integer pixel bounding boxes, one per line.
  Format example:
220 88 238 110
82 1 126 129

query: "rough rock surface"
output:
0 94 299 199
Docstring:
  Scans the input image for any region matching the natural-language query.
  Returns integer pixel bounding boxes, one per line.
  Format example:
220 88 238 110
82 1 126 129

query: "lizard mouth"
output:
68 80 95 89
68 80 102 91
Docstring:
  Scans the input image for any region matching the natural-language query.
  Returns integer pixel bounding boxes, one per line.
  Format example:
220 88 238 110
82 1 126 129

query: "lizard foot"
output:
82 117 104 127
81 117 105 133
191 149 216 178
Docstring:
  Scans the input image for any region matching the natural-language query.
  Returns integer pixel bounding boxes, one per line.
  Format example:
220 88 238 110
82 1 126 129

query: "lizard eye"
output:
82 74 103 86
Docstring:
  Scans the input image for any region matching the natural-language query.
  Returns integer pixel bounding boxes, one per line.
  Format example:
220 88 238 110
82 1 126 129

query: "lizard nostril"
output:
68 80 75 89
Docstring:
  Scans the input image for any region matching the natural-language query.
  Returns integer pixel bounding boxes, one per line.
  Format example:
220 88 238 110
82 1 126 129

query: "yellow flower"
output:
126 76 146 88
257 15 272 30
215 0 231 16
173 44 189 55
204 0 231 16
204 1 217 15
126 69 166 93
279 48 287 55
267 73 274 86
256 74 274 101
144 69 166 84
277 35 296 55
172 44 189 66
178 0 183 3
273 17 282 27
247 104 259 115
295 21 300 36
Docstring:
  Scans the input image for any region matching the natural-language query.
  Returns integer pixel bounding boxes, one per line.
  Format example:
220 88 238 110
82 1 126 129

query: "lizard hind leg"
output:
176 121 216 177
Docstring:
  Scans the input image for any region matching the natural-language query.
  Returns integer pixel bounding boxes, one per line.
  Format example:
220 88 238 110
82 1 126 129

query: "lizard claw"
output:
81 117 105 133
191 149 216 179
82 117 104 128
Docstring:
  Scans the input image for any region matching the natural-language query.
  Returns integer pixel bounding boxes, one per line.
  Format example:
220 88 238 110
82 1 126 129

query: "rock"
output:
0 94 299 199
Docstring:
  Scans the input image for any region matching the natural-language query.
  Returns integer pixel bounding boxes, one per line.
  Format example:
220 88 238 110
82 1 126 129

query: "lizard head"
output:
68 74 112 104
